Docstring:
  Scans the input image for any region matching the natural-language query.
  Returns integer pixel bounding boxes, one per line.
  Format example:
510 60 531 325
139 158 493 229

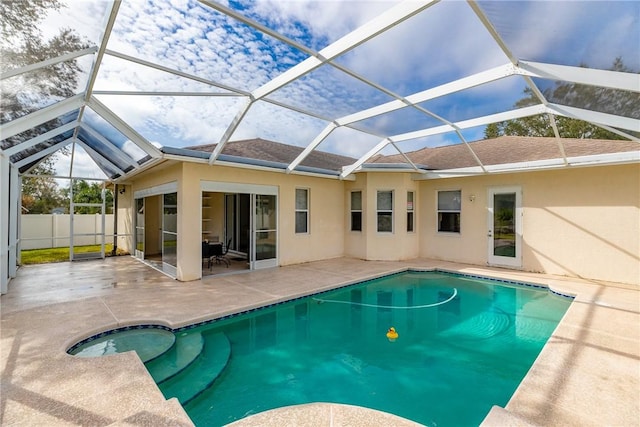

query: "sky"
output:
32 0 640 179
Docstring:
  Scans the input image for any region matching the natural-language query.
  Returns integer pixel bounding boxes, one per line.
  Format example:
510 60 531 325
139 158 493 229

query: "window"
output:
350 191 362 231
377 190 393 232
295 188 308 233
407 191 414 232
437 190 461 233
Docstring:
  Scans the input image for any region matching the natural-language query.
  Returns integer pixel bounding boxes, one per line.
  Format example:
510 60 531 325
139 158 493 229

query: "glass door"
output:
134 198 144 259
251 194 277 269
488 187 522 268
162 192 178 276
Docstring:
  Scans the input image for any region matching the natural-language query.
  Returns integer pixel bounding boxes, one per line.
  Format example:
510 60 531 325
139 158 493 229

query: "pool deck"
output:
1 256 638 426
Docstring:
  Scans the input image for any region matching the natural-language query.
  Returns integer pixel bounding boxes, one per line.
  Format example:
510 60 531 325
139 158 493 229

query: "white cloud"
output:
37 0 635 180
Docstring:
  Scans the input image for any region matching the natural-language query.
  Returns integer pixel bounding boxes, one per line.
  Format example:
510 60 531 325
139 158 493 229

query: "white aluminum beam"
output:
341 104 549 179
546 103 640 133
105 49 247 96
1 47 98 80
199 0 315 57
286 123 338 173
467 1 550 109
390 104 548 143
14 138 73 169
79 122 138 168
518 61 640 93
0 152 8 293
87 96 163 158
467 1 517 65
252 0 439 100
548 114 569 166
337 63 516 125
390 140 423 171
3 121 78 157
593 125 639 142
8 164 18 278
92 91 242 97
340 138 392 178
76 140 125 176
209 98 253 164
83 0 121 102
0 94 84 141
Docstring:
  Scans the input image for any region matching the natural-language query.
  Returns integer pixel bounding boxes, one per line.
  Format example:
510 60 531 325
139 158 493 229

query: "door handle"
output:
487 230 492 237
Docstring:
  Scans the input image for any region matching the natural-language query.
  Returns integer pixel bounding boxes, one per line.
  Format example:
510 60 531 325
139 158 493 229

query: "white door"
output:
251 193 278 269
487 187 522 268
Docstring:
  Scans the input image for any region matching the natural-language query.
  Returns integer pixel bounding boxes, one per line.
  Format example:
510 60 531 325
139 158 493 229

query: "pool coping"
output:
1 257 638 426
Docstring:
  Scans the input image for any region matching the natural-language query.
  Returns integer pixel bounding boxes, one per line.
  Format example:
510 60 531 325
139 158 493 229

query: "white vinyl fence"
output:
21 214 114 250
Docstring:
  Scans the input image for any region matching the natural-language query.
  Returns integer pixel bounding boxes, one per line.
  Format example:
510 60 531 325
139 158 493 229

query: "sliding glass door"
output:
162 192 178 275
134 198 144 259
252 194 277 269
202 182 278 271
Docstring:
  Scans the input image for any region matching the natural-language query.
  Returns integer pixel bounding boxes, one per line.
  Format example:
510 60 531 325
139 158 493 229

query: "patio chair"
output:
211 239 231 267
202 241 214 269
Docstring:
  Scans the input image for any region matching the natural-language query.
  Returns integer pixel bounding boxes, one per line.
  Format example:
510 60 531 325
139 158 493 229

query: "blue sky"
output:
38 0 639 178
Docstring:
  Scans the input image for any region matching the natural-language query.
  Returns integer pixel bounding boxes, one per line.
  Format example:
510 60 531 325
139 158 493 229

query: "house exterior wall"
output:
348 172 419 261
344 175 367 259
124 159 638 286
419 163 639 285
179 163 345 278
115 184 133 254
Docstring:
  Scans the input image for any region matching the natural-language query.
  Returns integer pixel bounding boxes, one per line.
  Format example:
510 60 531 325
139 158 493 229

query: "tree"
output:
1 1 88 166
485 58 637 140
20 157 66 214
61 180 113 214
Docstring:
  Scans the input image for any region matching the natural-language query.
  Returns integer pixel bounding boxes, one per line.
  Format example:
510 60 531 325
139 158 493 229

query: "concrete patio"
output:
1 256 638 426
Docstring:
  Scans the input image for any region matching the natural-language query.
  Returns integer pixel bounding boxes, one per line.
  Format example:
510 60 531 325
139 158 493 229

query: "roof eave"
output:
160 146 352 180
414 152 640 180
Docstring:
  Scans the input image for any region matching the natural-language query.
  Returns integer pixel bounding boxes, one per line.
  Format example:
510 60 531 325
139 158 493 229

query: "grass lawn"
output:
20 244 129 264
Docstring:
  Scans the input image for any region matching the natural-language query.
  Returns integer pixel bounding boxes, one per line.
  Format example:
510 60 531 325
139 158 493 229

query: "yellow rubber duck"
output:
386 327 398 342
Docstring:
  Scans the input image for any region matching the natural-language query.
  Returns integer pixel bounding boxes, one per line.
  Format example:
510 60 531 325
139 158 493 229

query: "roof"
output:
1 1 638 181
184 138 356 172
371 136 640 170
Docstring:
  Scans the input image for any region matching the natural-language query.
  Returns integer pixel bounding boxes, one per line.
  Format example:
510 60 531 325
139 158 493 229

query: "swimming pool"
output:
67 269 572 425
136 270 572 426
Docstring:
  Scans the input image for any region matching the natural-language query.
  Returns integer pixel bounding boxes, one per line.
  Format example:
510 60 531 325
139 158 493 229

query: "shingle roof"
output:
371 136 640 170
185 138 356 172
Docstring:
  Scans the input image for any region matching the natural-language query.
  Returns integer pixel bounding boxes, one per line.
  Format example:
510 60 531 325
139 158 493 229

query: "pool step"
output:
158 332 231 405
145 331 204 383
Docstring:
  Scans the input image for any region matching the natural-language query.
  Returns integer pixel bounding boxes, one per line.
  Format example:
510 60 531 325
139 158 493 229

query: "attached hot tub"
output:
68 326 175 363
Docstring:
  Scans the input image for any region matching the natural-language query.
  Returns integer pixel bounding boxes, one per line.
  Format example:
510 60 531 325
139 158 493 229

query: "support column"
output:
1 152 10 294
9 164 18 277
176 166 202 281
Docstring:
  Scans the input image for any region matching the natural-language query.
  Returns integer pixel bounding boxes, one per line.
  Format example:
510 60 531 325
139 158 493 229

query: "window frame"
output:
437 189 461 233
407 191 415 233
376 190 394 233
350 190 362 232
295 188 309 234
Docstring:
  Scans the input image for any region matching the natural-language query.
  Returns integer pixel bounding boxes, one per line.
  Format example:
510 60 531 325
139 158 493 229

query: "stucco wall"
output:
358 172 419 261
180 163 345 277
419 164 640 285
115 184 133 254
344 175 367 259
125 158 638 285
